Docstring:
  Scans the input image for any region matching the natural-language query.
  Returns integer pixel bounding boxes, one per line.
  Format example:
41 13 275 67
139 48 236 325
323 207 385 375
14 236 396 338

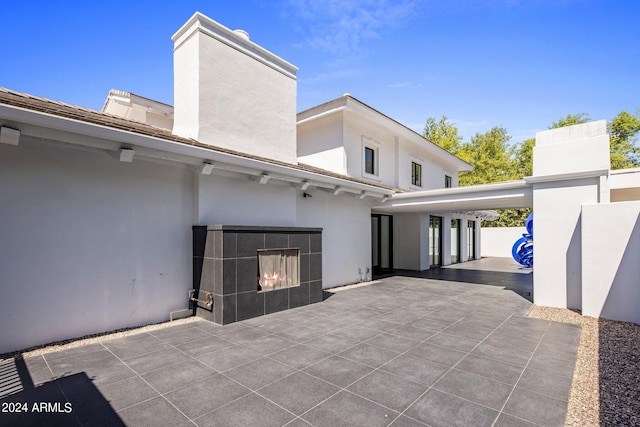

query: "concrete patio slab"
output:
0 258 579 426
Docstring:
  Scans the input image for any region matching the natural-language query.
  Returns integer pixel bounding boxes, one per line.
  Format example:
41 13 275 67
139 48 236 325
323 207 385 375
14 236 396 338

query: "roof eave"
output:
0 101 395 197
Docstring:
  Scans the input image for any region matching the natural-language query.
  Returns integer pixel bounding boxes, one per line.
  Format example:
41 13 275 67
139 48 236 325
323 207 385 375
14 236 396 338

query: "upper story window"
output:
365 147 376 175
362 137 380 178
411 162 422 187
445 175 452 188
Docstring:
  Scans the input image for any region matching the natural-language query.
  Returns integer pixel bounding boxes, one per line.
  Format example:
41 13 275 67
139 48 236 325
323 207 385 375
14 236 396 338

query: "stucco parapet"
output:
536 120 607 146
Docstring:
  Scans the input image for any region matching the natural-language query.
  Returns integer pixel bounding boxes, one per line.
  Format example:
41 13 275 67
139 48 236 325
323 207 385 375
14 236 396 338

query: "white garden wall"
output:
0 139 194 354
581 201 640 323
481 227 527 258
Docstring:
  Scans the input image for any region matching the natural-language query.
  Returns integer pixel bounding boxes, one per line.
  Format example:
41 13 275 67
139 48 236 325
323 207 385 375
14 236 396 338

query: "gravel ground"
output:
0 317 199 362
528 306 640 426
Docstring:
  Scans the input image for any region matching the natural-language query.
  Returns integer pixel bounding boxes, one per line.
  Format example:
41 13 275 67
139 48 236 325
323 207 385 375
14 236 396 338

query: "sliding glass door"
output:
451 219 460 264
371 214 393 273
429 216 442 267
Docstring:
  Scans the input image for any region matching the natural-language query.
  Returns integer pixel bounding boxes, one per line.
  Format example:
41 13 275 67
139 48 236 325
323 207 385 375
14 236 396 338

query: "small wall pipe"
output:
169 308 192 322
188 289 213 309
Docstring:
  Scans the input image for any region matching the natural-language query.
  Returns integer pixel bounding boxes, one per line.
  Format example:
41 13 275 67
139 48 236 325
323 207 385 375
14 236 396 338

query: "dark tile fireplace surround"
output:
192 225 323 324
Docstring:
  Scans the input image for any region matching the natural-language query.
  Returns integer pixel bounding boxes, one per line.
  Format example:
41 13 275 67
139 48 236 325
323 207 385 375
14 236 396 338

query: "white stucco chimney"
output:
172 12 299 164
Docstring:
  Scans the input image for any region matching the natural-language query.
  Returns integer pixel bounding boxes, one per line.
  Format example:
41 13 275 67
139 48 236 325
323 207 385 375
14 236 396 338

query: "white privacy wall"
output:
533 178 601 310
531 121 610 311
296 190 373 287
481 227 527 258
581 201 640 323
0 139 194 353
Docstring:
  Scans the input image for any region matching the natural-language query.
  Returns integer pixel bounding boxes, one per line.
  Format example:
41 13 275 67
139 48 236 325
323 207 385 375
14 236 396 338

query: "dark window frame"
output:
411 162 422 187
364 146 376 175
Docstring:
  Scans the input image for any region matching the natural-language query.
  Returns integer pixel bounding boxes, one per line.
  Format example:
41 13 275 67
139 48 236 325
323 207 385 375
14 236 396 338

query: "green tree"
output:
550 113 589 129
422 117 528 227
608 110 640 169
514 138 534 178
455 126 529 227
457 126 516 186
423 115 463 154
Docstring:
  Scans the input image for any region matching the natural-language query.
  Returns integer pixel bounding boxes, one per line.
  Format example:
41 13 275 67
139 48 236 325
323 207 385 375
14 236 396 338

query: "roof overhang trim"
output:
0 102 394 197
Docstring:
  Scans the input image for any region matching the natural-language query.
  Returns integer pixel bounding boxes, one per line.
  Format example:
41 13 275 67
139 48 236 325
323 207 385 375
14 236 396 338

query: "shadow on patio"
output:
0 358 123 426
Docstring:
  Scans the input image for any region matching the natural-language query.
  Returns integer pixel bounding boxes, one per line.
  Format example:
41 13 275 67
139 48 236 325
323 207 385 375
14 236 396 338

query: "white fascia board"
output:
609 167 640 176
384 193 530 209
390 180 530 200
0 103 393 196
297 97 348 123
373 180 532 213
296 105 345 126
609 168 640 190
524 169 609 184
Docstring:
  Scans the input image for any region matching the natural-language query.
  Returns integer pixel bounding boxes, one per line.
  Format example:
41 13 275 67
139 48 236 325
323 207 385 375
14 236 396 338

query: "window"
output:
429 216 442 267
444 175 452 188
411 162 422 187
468 220 476 260
364 146 377 175
362 137 380 178
451 219 460 264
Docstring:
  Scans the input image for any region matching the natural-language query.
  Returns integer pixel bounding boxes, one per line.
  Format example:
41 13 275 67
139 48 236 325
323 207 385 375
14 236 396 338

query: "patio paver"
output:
0 259 580 426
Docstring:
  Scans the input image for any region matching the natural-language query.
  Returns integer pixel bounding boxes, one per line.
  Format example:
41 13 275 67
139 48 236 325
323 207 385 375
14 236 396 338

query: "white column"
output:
442 213 452 266
530 121 610 310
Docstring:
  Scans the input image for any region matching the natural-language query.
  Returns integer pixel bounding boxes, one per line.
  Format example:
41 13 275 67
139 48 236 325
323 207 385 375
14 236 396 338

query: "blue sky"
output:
1 0 638 143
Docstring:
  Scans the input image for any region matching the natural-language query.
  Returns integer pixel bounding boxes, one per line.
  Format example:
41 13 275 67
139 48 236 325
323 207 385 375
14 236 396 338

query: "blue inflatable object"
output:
512 213 533 268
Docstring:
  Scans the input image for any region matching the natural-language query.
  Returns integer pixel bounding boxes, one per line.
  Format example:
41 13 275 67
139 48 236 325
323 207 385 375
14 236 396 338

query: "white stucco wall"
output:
533 178 601 310
173 14 298 164
296 113 346 175
393 213 428 270
531 121 610 312
0 139 194 354
481 227 527 258
581 201 640 323
344 115 397 187
197 173 297 226
296 190 373 287
398 141 458 191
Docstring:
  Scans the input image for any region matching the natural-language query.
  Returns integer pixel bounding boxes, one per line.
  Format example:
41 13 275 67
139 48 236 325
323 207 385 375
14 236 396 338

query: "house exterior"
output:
2 11 639 354
0 12 477 353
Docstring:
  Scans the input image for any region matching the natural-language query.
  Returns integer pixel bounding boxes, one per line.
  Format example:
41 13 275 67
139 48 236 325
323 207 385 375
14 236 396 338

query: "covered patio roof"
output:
373 180 533 214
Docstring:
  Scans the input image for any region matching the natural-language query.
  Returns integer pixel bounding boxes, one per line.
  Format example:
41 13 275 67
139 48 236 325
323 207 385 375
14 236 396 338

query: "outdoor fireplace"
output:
192 225 322 324
258 249 300 291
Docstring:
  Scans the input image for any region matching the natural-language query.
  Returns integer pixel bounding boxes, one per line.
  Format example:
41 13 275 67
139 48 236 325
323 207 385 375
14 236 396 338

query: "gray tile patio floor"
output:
0 260 580 426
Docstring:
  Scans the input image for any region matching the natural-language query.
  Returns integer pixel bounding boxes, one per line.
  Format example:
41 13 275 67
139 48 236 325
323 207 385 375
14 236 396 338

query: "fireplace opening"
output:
258 248 300 291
